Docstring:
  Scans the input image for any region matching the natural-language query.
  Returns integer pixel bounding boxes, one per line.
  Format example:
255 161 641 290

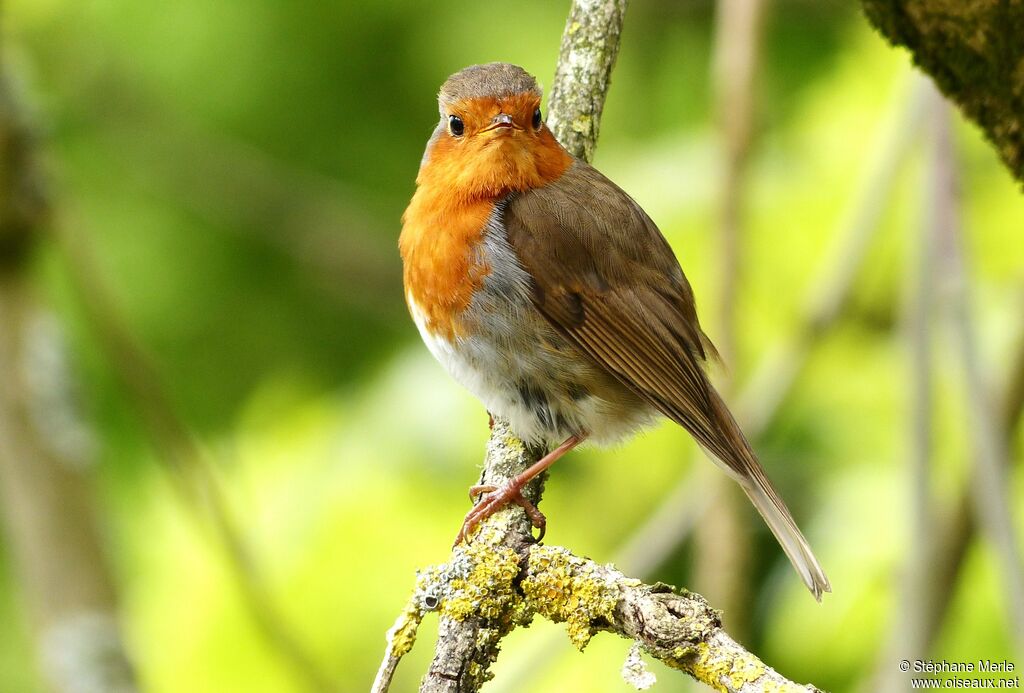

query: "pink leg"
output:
454 434 585 546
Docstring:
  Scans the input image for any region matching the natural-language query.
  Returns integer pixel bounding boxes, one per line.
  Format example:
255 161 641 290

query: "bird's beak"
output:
483 113 521 133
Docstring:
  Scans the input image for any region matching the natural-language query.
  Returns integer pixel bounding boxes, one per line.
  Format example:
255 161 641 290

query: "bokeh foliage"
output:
2 0 1022 691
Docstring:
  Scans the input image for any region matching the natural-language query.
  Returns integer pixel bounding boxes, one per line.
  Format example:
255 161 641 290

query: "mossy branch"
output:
546 0 629 163
860 0 1024 184
372 424 821 692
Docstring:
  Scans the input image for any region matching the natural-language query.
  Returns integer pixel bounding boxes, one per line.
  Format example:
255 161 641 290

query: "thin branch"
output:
919 304 1024 652
865 285 1024 691
371 599 421 693
711 0 766 370
866 89 1024 691
905 74 941 660
417 423 546 693
872 81 945 693
546 0 629 162
1003 310 1024 439
694 0 769 636
933 97 1024 649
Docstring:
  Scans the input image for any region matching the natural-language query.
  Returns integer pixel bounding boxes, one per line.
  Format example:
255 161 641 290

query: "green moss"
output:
522 546 635 650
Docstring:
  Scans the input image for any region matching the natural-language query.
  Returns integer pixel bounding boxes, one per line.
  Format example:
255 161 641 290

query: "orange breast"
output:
400 189 495 341
400 115 573 341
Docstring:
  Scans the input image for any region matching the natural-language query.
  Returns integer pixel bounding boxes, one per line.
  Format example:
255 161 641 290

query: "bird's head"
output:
417 63 573 200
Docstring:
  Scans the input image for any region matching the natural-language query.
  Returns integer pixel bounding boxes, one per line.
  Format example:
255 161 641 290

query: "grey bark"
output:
545 0 628 162
418 424 545 693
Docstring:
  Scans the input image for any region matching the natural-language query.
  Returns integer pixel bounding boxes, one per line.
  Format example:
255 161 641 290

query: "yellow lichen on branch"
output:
373 510 821 693
522 545 634 650
427 532 522 623
691 640 768 690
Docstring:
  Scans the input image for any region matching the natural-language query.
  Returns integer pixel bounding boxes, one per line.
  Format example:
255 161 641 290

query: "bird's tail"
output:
705 390 832 601
736 464 831 601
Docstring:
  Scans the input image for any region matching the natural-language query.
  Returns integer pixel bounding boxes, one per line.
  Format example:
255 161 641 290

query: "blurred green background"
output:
1 0 1022 691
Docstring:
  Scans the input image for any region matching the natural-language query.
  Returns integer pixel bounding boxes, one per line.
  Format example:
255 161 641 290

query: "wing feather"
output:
503 161 831 599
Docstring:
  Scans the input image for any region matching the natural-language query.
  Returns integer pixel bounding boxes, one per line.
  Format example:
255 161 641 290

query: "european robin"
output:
400 63 830 600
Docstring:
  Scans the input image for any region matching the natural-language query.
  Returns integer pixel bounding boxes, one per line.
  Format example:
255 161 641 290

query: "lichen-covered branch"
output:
371 421 544 693
860 0 1024 183
373 479 822 691
372 431 821 691
416 423 546 693
546 0 628 163
526 546 819 692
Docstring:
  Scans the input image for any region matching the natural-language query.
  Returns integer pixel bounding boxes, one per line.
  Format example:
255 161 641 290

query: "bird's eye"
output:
448 115 464 137
532 107 542 130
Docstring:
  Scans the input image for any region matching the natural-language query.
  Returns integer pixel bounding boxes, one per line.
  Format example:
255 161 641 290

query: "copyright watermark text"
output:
899 659 1019 689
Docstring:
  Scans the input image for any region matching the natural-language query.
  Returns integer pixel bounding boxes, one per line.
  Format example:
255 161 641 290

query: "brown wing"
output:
503 161 831 600
502 161 733 463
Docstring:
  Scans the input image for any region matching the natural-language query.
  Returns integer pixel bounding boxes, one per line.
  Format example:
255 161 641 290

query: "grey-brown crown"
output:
438 63 541 114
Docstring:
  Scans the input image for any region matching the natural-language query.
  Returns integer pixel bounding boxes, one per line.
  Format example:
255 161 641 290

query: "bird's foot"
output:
455 482 546 546
452 434 585 548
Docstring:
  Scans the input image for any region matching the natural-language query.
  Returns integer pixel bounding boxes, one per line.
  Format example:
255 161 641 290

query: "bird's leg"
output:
454 434 585 546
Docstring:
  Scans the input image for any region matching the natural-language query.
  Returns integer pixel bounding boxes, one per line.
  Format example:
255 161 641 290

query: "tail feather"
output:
738 466 831 601
702 388 832 601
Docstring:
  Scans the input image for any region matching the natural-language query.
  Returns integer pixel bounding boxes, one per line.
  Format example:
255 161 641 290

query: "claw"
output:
468 484 496 502
451 434 586 549
454 483 547 547
509 492 546 541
